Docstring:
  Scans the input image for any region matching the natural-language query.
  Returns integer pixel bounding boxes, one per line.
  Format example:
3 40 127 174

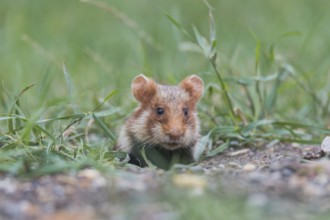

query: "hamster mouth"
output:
162 142 183 150
165 142 179 146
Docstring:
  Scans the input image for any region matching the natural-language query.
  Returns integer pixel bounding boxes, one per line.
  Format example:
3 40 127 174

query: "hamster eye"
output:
183 107 189 116
156 107 164 115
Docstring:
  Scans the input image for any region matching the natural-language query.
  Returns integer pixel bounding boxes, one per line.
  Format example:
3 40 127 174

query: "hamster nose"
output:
167 128 183 141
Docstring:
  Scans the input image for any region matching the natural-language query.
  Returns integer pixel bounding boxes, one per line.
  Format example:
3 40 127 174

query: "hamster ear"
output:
131 74 157 103
180 75 204 102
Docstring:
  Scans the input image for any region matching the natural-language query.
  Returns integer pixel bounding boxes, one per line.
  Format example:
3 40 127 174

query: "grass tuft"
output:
0 0 330 175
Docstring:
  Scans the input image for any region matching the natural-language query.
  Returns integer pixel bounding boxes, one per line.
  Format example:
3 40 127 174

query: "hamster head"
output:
130 74 204 150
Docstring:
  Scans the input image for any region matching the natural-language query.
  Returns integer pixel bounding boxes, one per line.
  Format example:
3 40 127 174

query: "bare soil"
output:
0 144 329 220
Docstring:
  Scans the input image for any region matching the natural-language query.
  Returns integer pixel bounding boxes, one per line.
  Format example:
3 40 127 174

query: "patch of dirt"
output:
0 144 329 220
202 144 330 205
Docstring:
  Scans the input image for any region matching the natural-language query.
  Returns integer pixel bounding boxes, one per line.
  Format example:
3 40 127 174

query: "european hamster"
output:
116 74 204 168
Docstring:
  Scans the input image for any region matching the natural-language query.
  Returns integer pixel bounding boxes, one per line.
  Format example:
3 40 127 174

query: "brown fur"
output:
116 74 204 160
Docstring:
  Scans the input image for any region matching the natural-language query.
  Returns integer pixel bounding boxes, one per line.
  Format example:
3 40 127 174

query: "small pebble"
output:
172 174 207 189
243 163 256 172
226 162 242 169
281 168 294 177
321 136 330 153
218 164 225 169
0 178 17 194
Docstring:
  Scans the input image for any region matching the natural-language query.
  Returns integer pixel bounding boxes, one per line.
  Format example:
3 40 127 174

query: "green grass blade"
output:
37 67 53 104
63 63 74 97
0 116 17 121
16 83 37 98
63 63 77 113
274 121 330 134
90 108 121 118
140 147 157 169
34 124 56 145
240 119 275 134
91 90 118 113
37 113 86 123
92 113 116 141
249 30 261 72
207 141 229 157
193 27 210 56
207 6 216 48
193 132 212 161
163 12 193 40
4 84 35 133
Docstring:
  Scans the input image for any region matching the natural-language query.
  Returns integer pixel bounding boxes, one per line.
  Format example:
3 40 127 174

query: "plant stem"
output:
209 56 237 125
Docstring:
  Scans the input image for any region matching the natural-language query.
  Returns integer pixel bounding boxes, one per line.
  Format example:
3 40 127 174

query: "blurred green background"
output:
1 0 330 131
